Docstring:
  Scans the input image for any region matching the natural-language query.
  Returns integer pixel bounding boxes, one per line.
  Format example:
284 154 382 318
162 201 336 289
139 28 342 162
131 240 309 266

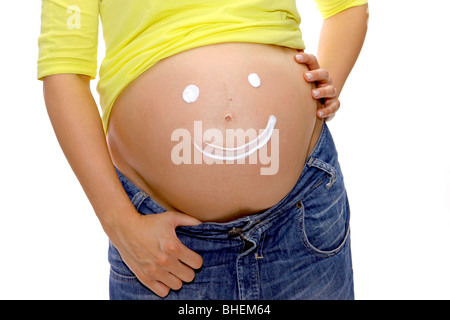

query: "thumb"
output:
166 211 203 228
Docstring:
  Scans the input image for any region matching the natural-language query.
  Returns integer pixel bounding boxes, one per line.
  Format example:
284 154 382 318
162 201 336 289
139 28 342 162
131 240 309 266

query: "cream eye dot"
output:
248 73 261 88
183 84 200 103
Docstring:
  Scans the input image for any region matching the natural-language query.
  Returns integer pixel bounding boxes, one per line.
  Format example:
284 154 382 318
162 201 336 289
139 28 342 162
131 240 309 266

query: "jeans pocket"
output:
108 241 139 283
295 166 350 258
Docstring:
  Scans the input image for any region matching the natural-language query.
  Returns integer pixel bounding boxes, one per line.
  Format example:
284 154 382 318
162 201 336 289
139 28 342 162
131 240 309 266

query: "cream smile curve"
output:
193 115 277 161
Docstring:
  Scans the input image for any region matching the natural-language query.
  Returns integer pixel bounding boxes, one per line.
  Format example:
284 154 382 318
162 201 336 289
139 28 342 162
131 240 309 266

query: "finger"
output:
325 114 335 122
317 100 340 119
161 271 184 291
140 252 192 293
160 240 198 282
147 280 171 298
143 261 184 292
304 69 331 83
295 53 320 70
312 86 337 99
169 260 197 283
177 243 204 270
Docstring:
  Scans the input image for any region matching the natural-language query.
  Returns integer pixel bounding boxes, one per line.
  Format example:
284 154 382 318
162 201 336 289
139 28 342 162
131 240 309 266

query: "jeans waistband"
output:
115 121 338 238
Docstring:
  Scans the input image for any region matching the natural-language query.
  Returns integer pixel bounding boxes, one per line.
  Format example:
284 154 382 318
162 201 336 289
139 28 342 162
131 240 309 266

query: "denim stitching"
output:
109 267 138 283
295 201 350 258
307 157 337 189
130 191 148 210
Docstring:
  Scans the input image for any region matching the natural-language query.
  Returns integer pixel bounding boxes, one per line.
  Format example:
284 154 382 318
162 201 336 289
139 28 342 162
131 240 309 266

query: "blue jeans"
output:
109 122 354 300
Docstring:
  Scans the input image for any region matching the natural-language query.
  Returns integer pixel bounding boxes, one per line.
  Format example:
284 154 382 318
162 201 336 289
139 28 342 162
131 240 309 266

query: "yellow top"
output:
314 0 368 19
37 0 368 133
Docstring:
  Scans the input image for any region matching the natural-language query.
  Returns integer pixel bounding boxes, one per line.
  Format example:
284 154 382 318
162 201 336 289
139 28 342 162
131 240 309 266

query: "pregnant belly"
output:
107 43 323 222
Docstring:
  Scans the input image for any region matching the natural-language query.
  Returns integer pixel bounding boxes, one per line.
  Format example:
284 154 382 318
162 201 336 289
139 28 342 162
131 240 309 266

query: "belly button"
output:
224 112 233 122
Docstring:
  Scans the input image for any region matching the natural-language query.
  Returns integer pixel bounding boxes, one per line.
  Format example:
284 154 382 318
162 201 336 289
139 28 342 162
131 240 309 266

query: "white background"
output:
0 0 449 300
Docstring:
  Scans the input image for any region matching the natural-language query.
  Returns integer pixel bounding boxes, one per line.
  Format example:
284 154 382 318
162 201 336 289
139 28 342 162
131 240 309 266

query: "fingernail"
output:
305 73 313 81
296 54 304 61
318 111 324 117
313 89 320 97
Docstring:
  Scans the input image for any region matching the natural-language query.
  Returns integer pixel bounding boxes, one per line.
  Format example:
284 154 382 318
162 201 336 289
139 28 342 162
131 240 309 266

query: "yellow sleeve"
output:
37 0 100 80
314 0 368 20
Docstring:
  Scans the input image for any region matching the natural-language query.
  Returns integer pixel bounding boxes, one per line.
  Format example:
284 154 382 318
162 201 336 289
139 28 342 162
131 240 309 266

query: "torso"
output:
107 43 323 222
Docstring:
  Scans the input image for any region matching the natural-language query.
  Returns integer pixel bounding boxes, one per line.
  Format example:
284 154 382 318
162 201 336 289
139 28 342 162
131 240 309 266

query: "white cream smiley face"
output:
181 73 277 162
